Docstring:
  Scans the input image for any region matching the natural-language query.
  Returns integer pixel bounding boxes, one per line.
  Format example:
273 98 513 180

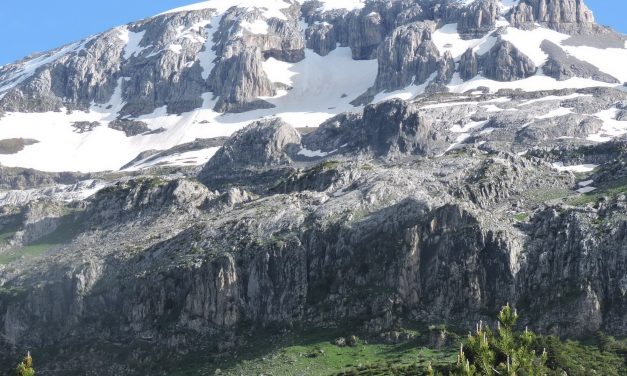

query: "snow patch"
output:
168 44 183 54
562 43 627 83
499 26 569 66
432 23 498 60
552 163 597 173
316 0 366 12
447 73 615 94
373 73 436 103
261 47 378 127
125 147 221 171
482 104 503 112
297 148 334 157
445 133 472 152
450 120 489 133
577 186 596 194
535 107 572 119
588 108 627 142
198 16 221 80
240 19 270 35
119 28 148 60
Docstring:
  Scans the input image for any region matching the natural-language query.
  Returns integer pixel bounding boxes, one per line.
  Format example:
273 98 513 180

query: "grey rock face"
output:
13 200 68 246
373 21 438 91
517 113 603 142
0 10 214 116
210 44 277 113
84 177 210 224
347 11 387 60
302 0 431 59
0 3 307 116
509 2 536 30
305 22 337 56
481 39 537 81
541 40 620 83
1 141 625 373
562 31 627 49
209 4 305 112
509 0 596 33
517 202 627 336
5 28 127 113
457 0 500 38
427 50 455 91
0 167 90 190
0 86 626 372
303 99 451 158
459 48 479 81
119 9 216 116
358 99 443 157
200 117 301 176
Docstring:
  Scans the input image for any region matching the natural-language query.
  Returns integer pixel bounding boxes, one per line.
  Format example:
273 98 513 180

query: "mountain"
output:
0 0 625 172
0 0 626 374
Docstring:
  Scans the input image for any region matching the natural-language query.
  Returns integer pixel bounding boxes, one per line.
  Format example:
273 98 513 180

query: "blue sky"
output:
0 0 625 66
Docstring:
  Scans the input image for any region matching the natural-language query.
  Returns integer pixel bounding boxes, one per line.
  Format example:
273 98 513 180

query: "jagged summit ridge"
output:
0 0 624 172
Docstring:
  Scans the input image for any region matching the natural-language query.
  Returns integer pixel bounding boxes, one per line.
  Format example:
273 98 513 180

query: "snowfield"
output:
0 45 376 172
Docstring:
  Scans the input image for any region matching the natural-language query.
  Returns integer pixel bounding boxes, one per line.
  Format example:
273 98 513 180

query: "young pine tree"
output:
453 304 548 376
15 352 35 376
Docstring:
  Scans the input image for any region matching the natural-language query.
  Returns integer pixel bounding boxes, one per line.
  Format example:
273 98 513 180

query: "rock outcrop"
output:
541 40 620 83
209 4 305 112
481 39 537 81
457 0 500 38
108 119 151 136
459 48 480 81
303 99 454 158
305 22 337 56
0 4 307 116
347 11 387 60
200 117 301 175
373 21 439 91
509 0 596 33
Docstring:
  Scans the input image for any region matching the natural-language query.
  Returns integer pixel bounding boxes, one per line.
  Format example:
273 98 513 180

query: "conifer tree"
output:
452 304 548 376
15 351 35 376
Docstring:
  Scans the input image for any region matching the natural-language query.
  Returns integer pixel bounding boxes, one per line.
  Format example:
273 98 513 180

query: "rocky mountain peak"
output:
0 0 626 373
0 0 623 173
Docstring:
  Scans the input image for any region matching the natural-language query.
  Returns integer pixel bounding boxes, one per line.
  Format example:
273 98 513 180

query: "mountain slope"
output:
0 0 625 171
0 1 626 374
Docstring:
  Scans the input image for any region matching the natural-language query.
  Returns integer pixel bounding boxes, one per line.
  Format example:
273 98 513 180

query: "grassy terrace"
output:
0 243 59 265
166 327 456 376
17 329 626 375
568 176 627 206
159 327 626 376
0 216 80 265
